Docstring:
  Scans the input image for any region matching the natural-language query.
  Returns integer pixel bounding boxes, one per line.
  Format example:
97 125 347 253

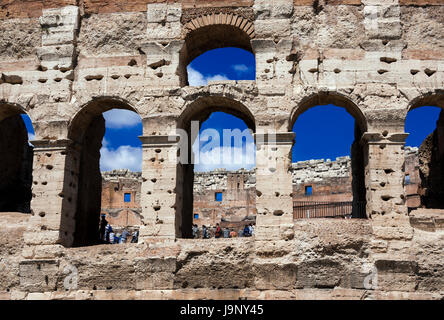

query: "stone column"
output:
254 132 295 240
362 132 418 292
362 132 409 218
25 139 79 252
139 135 179 242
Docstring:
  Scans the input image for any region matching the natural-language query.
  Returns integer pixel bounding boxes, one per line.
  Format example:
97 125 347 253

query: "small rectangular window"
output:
405 174 411 185
305 186 313 196
215 192 223 202
194 214 199 220
124 193 131 202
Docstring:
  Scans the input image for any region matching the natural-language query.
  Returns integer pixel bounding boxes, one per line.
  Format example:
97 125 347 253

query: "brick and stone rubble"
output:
0 0 443 300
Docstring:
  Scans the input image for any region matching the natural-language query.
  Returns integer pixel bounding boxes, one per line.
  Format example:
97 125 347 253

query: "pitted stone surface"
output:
0 0 443 300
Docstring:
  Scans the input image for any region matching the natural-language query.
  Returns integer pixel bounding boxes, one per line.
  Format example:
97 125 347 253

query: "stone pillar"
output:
254 132 295 240
362 132 417 292
362 132 408 218
139 135 179 242
37 5 79 72
25 139 78 252
143 3 183 86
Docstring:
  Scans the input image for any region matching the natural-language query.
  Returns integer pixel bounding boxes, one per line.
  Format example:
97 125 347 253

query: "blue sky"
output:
19 47 441 172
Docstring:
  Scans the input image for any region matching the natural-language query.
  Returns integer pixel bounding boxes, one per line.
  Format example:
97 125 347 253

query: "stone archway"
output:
406 92 444 210
176 96 256 238
61 97 141 247
0 102 33 213
179 13 255 86
289 92 368 219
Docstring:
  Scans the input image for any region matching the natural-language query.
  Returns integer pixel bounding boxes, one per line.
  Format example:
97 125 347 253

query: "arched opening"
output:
179 19 255 86
176 97 256 238
0 103 34 213
65 98 142 247
405 93 444 210
290 94 367 219
187 47 255 86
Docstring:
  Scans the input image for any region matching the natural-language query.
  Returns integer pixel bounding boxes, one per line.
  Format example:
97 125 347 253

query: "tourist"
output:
249 223 254 236
114 232 120 244
243 224 251 237
238 229 243 237
108 230 115 244
121 229 130 243
105 222 113 243
229 229 237 238
99 214 108 243
131 230 139 243
202 225 209 239
223 227 230 238
192 224 199 238
215 223 222 238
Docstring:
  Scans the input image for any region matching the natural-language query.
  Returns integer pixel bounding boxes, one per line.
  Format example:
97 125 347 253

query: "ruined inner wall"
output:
0 0 444 299
418 110 444 209
193 169 256 227
101 170 143 227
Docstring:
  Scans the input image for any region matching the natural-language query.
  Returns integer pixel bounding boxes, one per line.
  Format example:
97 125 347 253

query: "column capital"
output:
361 132 409 145
139 135 179 148
254 132 295 146
31 139 73 152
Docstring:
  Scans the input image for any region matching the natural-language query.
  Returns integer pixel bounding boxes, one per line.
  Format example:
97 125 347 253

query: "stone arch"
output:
289 92 368 133
62 97 142 247
68 96 140 143
177 95 256 132
179 13 255 86
407 90 444 113
0 100 27 122
289 92 368 219
175 95 256 238
0 101 34 213
405 91 444 210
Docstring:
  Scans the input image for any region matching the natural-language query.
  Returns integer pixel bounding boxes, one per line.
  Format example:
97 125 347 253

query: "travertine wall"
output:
0 0 443 300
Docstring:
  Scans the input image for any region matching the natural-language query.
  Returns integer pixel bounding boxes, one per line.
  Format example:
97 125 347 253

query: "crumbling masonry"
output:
0 0 443 300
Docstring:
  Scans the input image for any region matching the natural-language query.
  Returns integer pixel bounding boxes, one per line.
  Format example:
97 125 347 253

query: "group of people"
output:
99 214 139 244
192 223 255 239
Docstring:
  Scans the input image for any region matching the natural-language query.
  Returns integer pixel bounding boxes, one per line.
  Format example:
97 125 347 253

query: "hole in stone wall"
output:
424 68 436 77
85 75 104 81
380 57 397 64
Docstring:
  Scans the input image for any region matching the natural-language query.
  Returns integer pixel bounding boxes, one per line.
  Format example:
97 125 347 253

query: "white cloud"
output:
100 145 142 172
103 109 141 129
232 64 250 74
187 66 230 86
193 140 256 172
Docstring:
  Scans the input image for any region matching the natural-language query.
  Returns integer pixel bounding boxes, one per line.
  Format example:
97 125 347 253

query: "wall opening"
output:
0 104 34 214
405 102 444 210
179 22 255 86
291 100 367 219
65 100 142 247
177 98 256 239
186 47 255 86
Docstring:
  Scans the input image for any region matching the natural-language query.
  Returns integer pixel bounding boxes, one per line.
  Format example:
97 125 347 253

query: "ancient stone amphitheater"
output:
0 0 443 300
